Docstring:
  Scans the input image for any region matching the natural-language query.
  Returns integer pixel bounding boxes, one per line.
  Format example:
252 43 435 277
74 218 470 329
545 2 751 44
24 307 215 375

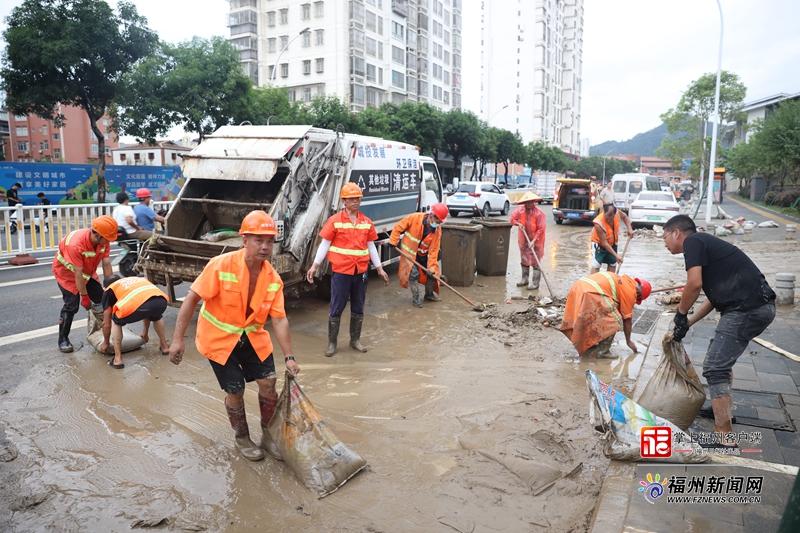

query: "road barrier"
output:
0 201 173 261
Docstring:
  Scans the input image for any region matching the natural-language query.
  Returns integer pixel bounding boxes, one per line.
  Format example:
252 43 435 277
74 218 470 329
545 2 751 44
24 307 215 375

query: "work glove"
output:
672 311 689 342
80 293 92 310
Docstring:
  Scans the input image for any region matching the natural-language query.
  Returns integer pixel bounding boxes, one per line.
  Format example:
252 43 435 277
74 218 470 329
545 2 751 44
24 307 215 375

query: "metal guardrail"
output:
0 201 173 260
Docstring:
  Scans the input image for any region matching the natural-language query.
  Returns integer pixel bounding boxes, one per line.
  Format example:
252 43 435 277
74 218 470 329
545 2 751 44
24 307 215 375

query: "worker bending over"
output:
591 204 633 273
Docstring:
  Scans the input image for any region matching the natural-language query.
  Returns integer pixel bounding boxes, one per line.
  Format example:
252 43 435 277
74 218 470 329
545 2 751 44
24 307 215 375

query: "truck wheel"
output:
501 201 510 215
482 203 491 217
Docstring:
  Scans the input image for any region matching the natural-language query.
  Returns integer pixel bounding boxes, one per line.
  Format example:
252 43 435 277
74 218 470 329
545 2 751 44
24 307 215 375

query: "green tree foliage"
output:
441 109 482 180
1 0 157 201
300 96 359 132
469 126 500 179
245 87 305 126
115 37 252 142
525 141 574 173
573 156 637 180
495 129 525 184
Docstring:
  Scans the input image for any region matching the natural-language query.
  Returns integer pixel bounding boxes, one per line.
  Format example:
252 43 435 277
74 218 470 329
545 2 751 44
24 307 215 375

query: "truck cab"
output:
551 178 601 224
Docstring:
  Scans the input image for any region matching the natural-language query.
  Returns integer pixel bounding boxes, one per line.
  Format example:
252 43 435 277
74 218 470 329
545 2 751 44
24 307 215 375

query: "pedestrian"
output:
559 272 651 359
168 210 300 461
98 275 170 369
663 214 776 444
133 188 165 232
306 183 389 356
590 203 633 274
599 181 614 207
389 203 448 307
509 191 546 290
6 182 22 206
52 215 118 353
36 192 51 206
112 192 151 241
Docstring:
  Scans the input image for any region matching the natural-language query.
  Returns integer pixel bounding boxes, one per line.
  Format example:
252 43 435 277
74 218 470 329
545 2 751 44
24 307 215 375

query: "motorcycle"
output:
112 228 141 277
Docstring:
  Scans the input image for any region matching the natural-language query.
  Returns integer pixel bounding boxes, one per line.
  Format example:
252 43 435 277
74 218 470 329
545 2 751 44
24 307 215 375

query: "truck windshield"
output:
613 181 627 193
629 181 643 193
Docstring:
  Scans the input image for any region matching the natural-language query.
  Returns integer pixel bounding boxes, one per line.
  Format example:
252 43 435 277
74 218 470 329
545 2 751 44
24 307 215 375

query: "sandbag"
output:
635 335 705 431
585 370 707 463
267 373 367 497
86 308 146 354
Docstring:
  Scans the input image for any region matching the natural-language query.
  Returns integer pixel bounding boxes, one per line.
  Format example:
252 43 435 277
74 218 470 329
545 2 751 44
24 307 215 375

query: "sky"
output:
1 0 798 146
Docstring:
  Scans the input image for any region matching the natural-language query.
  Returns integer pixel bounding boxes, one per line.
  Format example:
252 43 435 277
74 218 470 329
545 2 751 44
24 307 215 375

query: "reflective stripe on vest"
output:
115 284 158 310
579 274 622 327
56 253 91 280
267 282 281 292
82 251 96 257
200 303 262 335
333 222 373 230
218 272 238 283
329 245 369 257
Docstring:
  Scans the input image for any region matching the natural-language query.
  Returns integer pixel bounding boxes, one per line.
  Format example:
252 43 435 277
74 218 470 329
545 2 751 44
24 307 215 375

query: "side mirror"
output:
445 184 454 194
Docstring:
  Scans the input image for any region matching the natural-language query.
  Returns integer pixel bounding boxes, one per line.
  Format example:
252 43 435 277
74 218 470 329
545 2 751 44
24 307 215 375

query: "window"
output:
314 1 324 17
377 15 384 34
366 87 383 107
134 153 141 161
352 84 365 104
148 152 155 160
444 70 450 84
52 132 60 140
444 91 450 104
120 153 127 161
350 27 364 48
366 63 377 82
268 65 275 79
315 29 324 45
302 3 311 20
40 126 49 135
366 36 377 56
16 141 28 152
433 20 442 37
629 181 643 194
53 148 61 159
391 69 405 89
613 181 627 193
281 63 289 77
392 45 404 64
303 87 312 102
267 11 276 26
392 21 404 40
280 35 289 49
351 56 365 76
91 144 99 155
443 50 450 65
279 8 288 24
303 31 311 47
366 11 377 32
432 85 442 100
40 141 49 151
302 59 311 75
378 67 384 84
14 114 26 121
444 30 450 45
15 127 28 137
268 37 277 52
434 1 443 16
316 58 325 73
377 42 384 59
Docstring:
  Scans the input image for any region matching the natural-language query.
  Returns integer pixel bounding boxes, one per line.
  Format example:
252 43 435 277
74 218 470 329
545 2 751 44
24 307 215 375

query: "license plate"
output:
567 212 581 219
454 194 466 199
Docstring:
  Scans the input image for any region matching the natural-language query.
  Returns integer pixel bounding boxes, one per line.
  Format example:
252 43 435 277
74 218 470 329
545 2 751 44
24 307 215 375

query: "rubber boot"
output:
528 268 541 291
410 283 424 307
516 266 530 287
225 402 264 461
325 316 340 357
424 278 441 301
258 394 283 461
58 310 74 353
594 337 618 359
349 313 368 353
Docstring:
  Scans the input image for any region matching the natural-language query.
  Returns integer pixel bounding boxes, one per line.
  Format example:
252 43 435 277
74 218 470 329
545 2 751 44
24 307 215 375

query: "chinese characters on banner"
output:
349 143 421 197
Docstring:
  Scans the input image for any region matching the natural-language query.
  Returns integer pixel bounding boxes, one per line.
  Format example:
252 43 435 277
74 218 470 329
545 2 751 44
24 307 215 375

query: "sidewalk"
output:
590 308 800 532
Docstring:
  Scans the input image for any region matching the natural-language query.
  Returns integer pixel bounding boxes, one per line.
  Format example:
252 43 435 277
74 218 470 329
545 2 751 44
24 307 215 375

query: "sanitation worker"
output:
590 204 633 274
98 275 170 369
389 203 448 307
306 183 389 356
663 214 775 444
560 272 651 358
168 210 300 462
509 191 546 290
52 215 117 353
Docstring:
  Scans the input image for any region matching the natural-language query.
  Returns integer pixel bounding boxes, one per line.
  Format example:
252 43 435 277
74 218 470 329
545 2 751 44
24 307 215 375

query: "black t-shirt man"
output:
7 185 21 207
683 232 775 313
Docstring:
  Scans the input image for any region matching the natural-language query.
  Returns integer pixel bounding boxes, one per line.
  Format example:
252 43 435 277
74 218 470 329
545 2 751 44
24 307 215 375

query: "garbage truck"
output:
138 125 444 300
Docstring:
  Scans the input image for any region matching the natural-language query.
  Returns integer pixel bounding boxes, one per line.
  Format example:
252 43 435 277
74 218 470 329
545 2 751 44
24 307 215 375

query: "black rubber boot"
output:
349 313 368 353
58 310 74 353
325 316 340 357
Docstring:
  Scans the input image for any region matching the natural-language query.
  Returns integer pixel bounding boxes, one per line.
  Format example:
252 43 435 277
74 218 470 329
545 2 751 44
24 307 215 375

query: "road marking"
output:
0 275 54 288
725 195 796 225
0 319 89 348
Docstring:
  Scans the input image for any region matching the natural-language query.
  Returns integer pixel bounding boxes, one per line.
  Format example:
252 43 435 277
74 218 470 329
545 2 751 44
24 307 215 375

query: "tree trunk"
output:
87 111 107 203
470 161 477 180
503 162 509 185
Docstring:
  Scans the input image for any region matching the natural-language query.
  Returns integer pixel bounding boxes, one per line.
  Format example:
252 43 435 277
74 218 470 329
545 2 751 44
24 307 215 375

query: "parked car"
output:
446 181 510 217
611 173 662 211
629 191 681 226
551 177 601 224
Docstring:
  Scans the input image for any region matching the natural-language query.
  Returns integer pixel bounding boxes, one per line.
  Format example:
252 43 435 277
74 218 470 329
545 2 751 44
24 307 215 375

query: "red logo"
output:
640 426 672 458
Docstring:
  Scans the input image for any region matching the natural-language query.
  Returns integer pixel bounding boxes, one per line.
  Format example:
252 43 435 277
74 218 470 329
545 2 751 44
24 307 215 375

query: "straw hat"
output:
511 191 543 204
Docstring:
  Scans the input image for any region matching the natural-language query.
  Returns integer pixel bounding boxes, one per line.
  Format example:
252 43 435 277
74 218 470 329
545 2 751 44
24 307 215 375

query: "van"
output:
551 177 601 224
611 173 661 211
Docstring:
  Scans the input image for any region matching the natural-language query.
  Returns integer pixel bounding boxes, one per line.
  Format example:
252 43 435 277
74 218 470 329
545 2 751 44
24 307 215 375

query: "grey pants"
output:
704 303 775 398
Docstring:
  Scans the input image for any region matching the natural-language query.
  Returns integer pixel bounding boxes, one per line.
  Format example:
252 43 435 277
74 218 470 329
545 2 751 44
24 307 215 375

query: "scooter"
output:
112 228 141 277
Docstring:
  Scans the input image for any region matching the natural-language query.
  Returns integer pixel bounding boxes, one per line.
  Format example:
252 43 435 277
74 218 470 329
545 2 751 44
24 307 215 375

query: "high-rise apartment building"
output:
228 0 462 111
479 0 583 154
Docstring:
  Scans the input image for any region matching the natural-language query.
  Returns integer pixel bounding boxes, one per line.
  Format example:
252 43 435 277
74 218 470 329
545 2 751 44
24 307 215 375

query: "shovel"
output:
395 247 487 312
615 235 633 273
516 224 556 298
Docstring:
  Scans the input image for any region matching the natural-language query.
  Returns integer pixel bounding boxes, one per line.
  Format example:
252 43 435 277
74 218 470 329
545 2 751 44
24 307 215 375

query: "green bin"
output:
440 223 481 287
472 218 512 276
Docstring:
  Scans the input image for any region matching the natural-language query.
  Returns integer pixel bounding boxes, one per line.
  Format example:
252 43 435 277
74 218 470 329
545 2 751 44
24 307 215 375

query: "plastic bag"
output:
635 335 705 431
200 229 240 242
585 370 707 463
267 373 367 497
86 307 146 354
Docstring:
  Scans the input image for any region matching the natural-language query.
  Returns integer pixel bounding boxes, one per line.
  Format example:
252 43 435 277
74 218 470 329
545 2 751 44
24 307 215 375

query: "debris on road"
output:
758 220 780 228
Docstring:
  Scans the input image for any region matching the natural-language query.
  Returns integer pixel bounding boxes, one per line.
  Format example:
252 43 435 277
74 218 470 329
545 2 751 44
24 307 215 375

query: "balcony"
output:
229 23 257 36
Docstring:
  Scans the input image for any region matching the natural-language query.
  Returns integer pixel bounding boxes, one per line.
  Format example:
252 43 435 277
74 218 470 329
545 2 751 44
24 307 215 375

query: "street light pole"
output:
271 27 311 83
705 0 723 224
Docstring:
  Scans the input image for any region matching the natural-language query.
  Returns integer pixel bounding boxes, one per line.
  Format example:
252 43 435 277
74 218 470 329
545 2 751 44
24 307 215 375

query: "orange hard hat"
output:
431 203 449 221
239 210 277 236
340 182 363 199
635 278 652 304
135 187 152 199
91 215 118 241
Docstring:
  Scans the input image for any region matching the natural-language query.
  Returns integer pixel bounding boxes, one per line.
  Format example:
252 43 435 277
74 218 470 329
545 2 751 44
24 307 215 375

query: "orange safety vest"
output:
389 212 442 288
108 277 167 319
52 228 109 294
591 212 620 247
319 210 378 275
190 249 286 365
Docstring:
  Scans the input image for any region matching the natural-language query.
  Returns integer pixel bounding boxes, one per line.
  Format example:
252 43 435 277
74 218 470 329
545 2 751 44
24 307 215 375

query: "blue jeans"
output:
703 303 775 398
329 272 368 317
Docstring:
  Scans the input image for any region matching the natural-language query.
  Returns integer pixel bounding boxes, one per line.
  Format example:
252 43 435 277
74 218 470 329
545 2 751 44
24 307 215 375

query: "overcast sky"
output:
2 0 798 146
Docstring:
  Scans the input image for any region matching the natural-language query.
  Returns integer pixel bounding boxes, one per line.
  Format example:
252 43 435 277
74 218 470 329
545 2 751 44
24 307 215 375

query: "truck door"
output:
421 161 443 210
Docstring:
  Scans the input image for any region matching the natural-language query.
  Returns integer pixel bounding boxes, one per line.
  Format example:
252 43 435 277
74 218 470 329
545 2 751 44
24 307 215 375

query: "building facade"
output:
4 105 117 164
111 141 191 166
733 92 800 146
228 0 462 111
479 0 583 154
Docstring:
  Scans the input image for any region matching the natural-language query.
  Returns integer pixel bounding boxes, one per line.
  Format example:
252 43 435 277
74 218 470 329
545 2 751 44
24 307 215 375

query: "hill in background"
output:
590 123 667 156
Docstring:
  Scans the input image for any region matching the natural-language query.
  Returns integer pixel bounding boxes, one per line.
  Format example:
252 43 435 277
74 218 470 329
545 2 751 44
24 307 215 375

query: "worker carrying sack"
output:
86 307 147 354
635 334 705 431
267 372 367 497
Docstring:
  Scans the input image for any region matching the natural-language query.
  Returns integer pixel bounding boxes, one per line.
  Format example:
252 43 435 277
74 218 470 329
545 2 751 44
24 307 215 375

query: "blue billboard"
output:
0 162 185 204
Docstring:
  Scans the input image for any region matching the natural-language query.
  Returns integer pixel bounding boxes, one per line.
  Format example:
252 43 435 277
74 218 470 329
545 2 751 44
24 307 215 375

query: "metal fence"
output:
0 201 173 260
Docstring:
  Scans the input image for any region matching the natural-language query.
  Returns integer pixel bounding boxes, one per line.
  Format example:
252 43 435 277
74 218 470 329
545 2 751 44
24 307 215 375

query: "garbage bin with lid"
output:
472 217 512 276
440 223 481 287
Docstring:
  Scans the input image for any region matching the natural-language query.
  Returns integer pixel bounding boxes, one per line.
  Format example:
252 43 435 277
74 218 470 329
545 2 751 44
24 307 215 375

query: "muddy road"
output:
0 208 693 532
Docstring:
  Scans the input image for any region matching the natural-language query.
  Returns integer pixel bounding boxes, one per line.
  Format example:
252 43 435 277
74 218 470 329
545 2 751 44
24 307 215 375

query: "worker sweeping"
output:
509 191 546 290
559 272 652 358
52 215 117 353
590 204 633 274
306 183 389 356
168 211 300 462
389 203 448 307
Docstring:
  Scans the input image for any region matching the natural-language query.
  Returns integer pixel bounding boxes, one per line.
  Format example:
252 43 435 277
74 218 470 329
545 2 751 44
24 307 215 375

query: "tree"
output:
384 102 444 157
441 109 481 180
469 126 500 180
245 86 305 126
301 96 358 132
494 129 525 184
2 0 157 201
115 37 252 143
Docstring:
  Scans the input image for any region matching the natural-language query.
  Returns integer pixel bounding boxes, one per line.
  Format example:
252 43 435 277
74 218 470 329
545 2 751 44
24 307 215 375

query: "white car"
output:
446 181 510 217
629 191 681 226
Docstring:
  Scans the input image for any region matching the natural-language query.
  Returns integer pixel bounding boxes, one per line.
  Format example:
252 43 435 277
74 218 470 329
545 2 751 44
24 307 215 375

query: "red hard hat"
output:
431 203 449 221
635 278 652 304
135 188 152 199
239 210 277 236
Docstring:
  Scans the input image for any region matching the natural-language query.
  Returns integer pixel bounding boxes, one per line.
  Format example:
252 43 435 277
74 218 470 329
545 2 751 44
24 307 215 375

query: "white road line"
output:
0 275 54 288
0 319 88 348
